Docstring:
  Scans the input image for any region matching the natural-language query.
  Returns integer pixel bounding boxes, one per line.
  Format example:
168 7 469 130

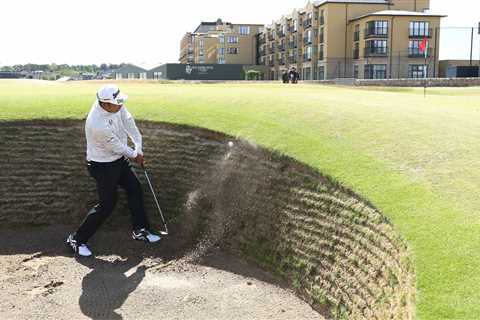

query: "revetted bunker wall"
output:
0 120 414 319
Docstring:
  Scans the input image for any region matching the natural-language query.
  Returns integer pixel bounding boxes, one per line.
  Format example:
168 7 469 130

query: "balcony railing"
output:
408 47 432 58
409 28 432 38
303 38 312 45
364 47 388 57
364 28 388 39
354 31 360 42
319 52 324 60
303 19 312 29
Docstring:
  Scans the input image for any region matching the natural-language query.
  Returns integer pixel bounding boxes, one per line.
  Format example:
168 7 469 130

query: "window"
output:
319 66 325 80
227 47 239 54
293 20 298 32
219 36 225 44
199 40 204 48
409 64 427 78
320 10 325 25
319 45 324 60
353 65 359 79
410 21 430 37
239 26 250 35
218 57 225 64
354 24 360 41
305 46 312 60
365 40 387 56
366 20 388 37
199 49 205 56
228 36 239 44
218 48 225 56
364 64 386 79
307 30 312 43
353 42 359 59
320 27 324 43
409 40 429 57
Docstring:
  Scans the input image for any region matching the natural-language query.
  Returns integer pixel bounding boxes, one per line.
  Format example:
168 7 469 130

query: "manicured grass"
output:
1 79 479 319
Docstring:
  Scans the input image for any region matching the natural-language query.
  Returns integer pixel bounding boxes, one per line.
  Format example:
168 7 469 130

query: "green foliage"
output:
0 81 479 319
245 70 262 80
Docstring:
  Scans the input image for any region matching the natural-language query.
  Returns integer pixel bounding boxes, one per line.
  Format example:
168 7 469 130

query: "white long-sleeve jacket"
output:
85 101 143 162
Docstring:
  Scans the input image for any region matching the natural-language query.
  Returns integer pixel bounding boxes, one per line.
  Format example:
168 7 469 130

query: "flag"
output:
419 37 428 58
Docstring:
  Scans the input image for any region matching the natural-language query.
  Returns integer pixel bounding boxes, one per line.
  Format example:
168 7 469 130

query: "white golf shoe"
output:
132 228 161 243
66 234 92 257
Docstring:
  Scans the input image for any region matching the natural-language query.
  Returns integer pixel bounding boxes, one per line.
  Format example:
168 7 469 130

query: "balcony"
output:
364 47 388 57
364 28 388 39
409 28 432 38
408 47 432 58
303 38 312 45
303 19 312 29
354 31 360 42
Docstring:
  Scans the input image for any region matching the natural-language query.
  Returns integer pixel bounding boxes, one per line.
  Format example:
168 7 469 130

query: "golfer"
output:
67 84 160 257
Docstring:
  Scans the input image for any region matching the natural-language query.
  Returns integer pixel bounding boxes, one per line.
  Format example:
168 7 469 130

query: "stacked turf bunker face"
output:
0 120 414 319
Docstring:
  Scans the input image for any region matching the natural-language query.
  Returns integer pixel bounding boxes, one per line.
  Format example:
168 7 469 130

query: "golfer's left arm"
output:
121 107 143 156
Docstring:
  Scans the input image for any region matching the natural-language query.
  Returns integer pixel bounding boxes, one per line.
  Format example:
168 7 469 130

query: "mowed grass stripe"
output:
0 80 479 319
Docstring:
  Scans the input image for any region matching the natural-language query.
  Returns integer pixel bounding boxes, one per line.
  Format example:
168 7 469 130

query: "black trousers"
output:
75 157 149 244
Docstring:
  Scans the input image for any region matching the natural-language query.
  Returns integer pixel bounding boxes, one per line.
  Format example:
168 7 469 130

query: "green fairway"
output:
1 79 479 319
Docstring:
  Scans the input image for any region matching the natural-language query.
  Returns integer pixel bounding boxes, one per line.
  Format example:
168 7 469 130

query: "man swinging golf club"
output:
66 84 161 257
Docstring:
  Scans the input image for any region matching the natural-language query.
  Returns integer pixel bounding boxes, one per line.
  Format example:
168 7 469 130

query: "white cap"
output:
96 84 128 106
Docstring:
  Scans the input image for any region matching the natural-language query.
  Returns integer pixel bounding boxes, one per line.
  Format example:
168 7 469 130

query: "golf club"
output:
142 164 169 236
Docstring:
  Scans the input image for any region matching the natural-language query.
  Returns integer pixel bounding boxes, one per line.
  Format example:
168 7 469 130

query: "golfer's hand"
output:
133 154 145 167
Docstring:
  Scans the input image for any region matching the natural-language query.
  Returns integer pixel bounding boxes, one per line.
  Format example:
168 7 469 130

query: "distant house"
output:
114 64 147 80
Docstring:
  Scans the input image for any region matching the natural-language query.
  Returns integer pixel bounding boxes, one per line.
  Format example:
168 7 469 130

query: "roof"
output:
350 10 447 21
314 0 391 6
114 64 147 74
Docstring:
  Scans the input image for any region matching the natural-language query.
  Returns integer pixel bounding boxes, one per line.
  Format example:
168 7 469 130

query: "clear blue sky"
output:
0 0 477 66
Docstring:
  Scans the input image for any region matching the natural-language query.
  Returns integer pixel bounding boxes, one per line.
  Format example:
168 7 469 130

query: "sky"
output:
0 0 478 67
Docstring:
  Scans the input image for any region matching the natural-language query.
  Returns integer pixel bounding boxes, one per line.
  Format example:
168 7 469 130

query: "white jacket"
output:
85 101 143 162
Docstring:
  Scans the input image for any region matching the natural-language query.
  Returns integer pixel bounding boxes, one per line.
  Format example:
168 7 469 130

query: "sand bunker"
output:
0 120 414 319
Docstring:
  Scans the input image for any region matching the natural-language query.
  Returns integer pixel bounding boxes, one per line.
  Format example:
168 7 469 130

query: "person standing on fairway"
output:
66 84 161 257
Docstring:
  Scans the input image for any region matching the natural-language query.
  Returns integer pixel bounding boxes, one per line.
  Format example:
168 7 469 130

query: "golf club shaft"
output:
142 166 169 234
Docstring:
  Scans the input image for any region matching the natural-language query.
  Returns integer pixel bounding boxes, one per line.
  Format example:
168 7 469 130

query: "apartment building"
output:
258 0 445 80
179 19 264 65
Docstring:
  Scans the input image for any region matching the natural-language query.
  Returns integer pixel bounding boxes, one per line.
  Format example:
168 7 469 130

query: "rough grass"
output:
1 79 479 319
